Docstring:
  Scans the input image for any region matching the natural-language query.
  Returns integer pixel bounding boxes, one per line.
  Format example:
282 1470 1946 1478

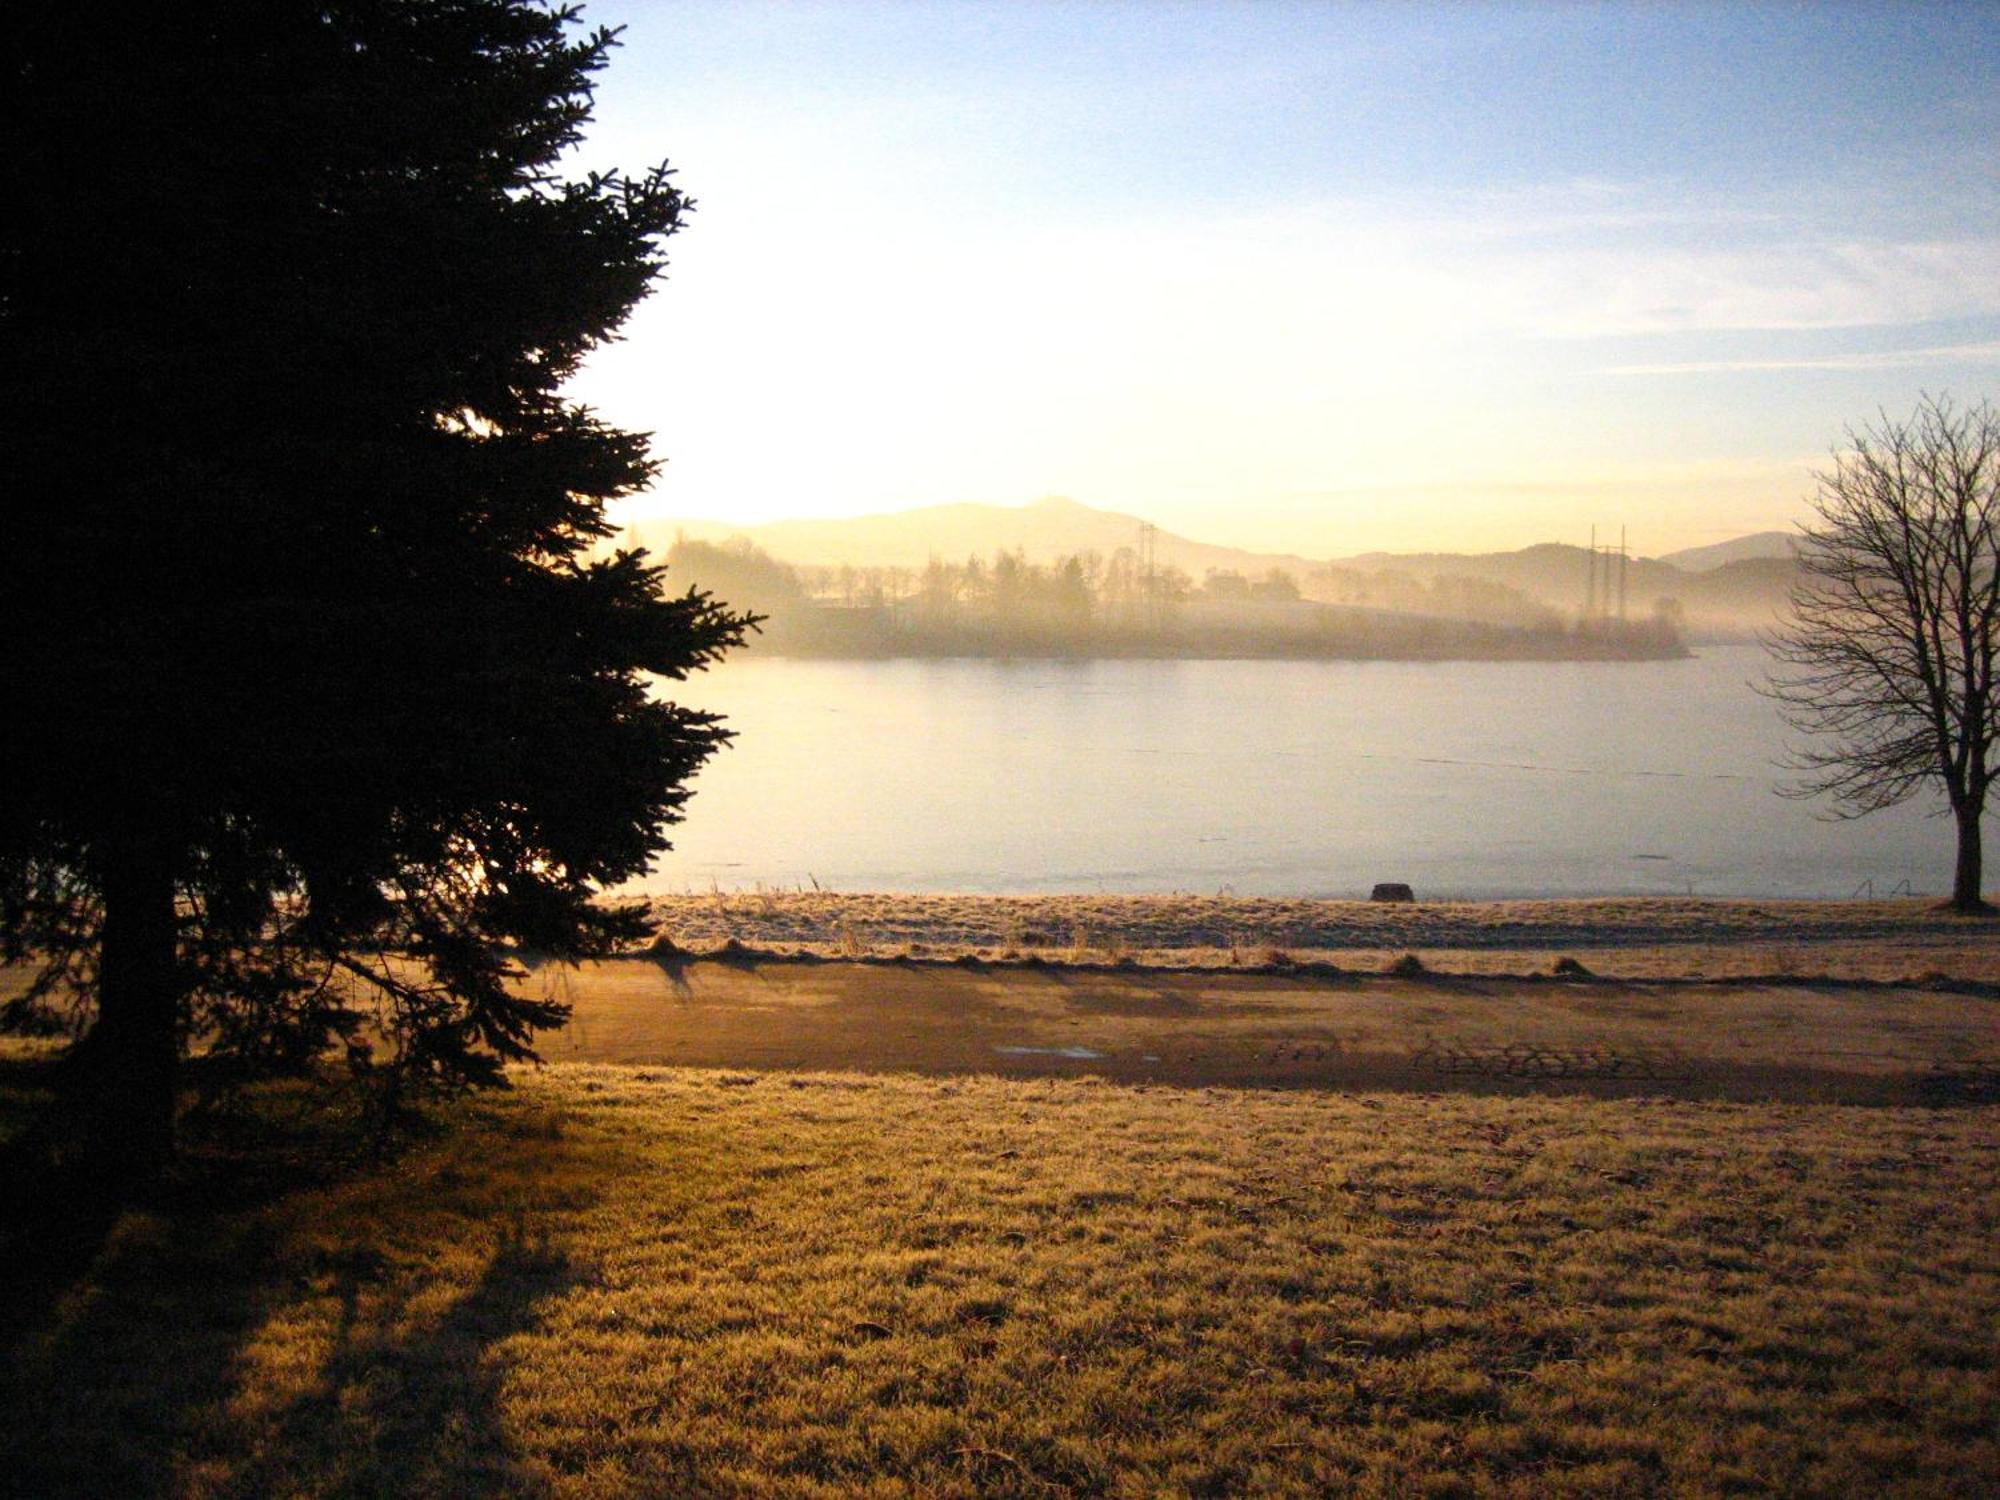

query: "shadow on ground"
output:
0 1087 596 1499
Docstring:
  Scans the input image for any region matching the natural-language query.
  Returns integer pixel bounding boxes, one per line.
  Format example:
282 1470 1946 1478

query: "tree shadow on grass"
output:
0 1062 391 1347
0 1091 598 1499
203 1230 582 1499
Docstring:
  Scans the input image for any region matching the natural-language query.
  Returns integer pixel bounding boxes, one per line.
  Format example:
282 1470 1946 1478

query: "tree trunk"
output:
81 836 182 1175
1950 802 1987 912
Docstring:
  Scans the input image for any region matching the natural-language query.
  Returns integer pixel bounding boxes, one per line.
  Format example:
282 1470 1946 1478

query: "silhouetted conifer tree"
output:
1 3 752 1172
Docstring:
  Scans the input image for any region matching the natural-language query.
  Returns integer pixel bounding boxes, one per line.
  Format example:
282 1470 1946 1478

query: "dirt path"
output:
530 957 2000 1105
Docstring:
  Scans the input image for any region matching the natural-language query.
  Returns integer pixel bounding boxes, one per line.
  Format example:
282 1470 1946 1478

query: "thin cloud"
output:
1598 341 2000 376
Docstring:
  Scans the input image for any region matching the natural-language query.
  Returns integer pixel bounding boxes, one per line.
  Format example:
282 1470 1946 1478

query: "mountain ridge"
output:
634 496 1331 582
630 497 1795 634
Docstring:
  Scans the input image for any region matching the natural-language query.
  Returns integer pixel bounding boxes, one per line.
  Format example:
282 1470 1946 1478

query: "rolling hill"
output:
634 496 1326 581
1657 532 1797 571
634 497 1796 637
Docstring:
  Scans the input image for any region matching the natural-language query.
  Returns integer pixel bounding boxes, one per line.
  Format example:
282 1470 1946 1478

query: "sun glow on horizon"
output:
568 1 2000 558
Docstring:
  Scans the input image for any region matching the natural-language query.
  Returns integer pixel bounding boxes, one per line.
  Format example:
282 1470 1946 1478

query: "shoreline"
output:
634 891 2000 982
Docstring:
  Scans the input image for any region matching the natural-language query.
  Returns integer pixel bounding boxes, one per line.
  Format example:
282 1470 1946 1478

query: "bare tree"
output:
1764 395 1999 912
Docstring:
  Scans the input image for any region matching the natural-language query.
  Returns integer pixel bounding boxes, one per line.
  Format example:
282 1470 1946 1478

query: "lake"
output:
635 645 1949 900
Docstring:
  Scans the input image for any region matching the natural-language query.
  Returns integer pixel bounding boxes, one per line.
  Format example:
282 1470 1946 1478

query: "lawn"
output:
3 1057 1994 1497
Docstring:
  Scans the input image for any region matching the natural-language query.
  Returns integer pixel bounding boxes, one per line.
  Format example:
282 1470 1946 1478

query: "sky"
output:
567 1 2000 558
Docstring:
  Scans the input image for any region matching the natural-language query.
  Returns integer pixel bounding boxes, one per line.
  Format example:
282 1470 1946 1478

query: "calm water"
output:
636 645 1948 900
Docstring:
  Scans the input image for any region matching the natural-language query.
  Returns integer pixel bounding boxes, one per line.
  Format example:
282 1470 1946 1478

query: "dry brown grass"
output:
639 892 2000 983
3 1057 1994 1497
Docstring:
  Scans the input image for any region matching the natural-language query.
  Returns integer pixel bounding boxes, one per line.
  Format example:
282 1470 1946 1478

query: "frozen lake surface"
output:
635 645 1947 900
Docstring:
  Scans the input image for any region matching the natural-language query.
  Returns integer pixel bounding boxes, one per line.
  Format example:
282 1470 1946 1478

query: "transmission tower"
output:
1585 525 1597 621
1617 525 1628 622
1138 521 1158 627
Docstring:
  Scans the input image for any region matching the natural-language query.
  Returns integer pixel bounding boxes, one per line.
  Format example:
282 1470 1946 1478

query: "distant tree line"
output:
1305 567 1562 629
666 537 1687 661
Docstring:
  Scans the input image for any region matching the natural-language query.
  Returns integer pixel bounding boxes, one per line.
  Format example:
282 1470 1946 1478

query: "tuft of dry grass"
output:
2 1060 1994 1497
1067 926 1132 966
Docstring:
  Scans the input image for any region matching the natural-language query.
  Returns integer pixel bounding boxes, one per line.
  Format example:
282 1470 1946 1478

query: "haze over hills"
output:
1656 532 1798 572
633 497 1798 637
1328 544 1795 630
641 497 1329 581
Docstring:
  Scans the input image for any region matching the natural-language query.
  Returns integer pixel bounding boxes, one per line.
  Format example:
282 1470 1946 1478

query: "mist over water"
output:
639 645 1946 900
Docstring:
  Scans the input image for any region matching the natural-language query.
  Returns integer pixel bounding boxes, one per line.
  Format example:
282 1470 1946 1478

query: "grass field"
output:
3 1050 1995 1498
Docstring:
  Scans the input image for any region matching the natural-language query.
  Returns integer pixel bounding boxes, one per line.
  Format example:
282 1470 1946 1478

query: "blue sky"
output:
569 1 2000 556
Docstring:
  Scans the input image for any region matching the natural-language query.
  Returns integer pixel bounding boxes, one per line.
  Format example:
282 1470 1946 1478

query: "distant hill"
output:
1325 543 1795 637
1657 532 1797 572
636 498 1797 639
1675 557 1800 628
634 496 1327 581
1325 542 1674 613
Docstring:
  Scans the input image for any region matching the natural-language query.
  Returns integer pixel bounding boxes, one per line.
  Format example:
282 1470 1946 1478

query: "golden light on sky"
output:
568 2 2000 558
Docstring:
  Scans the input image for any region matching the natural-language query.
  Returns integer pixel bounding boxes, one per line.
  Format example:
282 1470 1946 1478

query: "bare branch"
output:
1760 394 2000 907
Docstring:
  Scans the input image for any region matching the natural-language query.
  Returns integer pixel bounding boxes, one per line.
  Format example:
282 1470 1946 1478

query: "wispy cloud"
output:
1461 233 2000 339
1598 341 2000 377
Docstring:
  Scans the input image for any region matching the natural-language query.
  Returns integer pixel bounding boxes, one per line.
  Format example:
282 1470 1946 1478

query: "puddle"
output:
995 1045 1107 1060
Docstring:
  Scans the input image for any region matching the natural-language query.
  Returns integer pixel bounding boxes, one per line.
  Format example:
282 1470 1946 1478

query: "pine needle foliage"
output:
0 3 753 1166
